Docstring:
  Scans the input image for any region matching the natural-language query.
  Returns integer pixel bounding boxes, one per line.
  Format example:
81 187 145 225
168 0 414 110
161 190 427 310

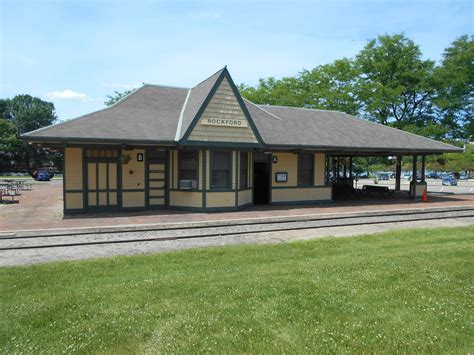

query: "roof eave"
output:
22 135 178 146
265 143 463 155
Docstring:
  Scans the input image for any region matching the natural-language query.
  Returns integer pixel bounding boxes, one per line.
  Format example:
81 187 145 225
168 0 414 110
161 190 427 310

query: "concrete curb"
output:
3 204 474 238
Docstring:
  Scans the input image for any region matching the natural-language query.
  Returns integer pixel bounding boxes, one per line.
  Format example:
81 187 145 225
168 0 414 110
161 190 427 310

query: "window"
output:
240 152 248 188
179 151 198 181
298 153 314 186
85 148 119 159
212 151 231 189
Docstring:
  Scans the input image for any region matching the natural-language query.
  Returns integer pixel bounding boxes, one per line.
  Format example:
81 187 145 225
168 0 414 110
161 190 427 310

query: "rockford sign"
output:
201 118 248 127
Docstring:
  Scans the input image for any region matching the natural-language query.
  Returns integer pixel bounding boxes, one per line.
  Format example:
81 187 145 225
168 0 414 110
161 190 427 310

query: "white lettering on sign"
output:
201 118 248 127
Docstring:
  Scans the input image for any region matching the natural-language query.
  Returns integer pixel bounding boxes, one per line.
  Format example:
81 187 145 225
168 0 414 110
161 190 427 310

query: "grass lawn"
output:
0 226 472 353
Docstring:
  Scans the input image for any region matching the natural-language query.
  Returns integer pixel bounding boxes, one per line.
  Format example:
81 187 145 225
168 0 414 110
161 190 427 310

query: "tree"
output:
355 33 437 130
239 58 361 115
0 95 57 172
434 35 474 140
105 89 135 106
444 144 474 173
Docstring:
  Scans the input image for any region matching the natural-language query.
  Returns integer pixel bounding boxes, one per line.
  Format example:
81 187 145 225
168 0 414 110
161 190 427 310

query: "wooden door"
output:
87 161 118 211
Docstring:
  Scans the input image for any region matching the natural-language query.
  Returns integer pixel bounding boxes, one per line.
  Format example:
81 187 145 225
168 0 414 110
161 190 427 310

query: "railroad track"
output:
1 207 473 251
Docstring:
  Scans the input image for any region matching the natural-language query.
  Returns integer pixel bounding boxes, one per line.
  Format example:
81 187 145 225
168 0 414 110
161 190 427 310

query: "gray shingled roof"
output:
178 68 224 140
24 84 189 144
246 102 462 154
23 68 462 154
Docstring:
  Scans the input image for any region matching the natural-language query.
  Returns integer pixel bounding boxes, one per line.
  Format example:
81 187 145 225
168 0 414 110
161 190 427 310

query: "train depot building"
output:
23 68 462 214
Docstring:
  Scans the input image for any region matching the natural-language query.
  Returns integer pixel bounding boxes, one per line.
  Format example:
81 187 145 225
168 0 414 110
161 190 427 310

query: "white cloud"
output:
44 90 89 101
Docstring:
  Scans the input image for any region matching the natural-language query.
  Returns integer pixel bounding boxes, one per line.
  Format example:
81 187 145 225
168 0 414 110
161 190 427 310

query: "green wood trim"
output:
180 141 261 148
223 69 266 146
202 149 207 208
180 70 227 142
235 151 238 207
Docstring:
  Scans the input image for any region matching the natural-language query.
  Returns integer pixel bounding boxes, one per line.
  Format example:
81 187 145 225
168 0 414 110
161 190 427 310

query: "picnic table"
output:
0 179 33 203
362 185 394 198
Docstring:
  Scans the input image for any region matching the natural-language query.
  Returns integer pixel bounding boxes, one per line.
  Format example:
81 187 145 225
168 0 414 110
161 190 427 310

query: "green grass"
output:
1 226 473 353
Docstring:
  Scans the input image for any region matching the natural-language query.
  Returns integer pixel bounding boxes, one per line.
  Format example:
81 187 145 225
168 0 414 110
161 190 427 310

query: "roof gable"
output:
180 68 264 146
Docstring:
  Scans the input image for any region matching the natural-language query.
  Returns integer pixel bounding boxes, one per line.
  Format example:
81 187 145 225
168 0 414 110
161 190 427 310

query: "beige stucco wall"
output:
122 148 145 190
238 189 252 206
272 187 332 203
206 191 235 208
170 191 202 208
65 192 83 210
272 152 298 187
122 191 145 208
121 148 145 208
188 78 258 143
65 147 83 190
314 153 326 185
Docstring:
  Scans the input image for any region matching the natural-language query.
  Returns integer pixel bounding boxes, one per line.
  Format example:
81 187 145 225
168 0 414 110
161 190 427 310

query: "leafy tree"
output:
434 35 474 140
105 89 135 106
444 144 474 173
240 58 360 115
0 96 57 172
355 33 437 129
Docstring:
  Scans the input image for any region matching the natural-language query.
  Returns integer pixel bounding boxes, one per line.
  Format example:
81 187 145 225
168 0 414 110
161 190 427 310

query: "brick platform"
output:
1 180 473 233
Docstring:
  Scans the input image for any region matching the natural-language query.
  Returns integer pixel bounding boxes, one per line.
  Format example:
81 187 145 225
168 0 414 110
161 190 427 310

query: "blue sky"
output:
1 0 473 122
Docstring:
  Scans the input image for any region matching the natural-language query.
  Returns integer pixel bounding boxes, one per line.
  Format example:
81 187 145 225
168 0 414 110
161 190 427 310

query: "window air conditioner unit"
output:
179 180 197 190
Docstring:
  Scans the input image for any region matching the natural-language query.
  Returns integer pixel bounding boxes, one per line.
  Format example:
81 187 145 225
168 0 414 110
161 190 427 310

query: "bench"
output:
0 189 19 203
362 185 394 199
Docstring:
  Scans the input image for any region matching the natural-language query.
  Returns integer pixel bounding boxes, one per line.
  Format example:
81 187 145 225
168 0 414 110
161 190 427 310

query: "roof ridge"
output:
244 99 282 121
175 89 192 141
192 67 226 88
22 85 146 137
259 104 345 114
143 83 190 90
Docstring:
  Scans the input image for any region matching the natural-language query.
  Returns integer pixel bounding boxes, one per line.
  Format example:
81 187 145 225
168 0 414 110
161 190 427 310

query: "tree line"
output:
239 33 473 142
0 95 60 173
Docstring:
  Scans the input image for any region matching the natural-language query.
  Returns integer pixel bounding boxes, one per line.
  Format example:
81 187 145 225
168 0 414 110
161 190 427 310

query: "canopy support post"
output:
421 155 426 182
395 156 402 191
411 155 418 198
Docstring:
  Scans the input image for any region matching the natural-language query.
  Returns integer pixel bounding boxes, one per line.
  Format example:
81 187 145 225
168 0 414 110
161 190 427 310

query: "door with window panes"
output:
85 148 119 211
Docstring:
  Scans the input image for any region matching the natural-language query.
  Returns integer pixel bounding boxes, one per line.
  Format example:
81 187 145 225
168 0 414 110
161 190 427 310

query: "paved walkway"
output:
1 180 474 233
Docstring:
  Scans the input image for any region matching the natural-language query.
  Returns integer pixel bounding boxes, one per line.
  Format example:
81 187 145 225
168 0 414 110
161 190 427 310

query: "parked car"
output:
426 172 439 179
36 172 51 181
459 173 469 180
442 176 457 186
378 173 390 180
403 173 411 180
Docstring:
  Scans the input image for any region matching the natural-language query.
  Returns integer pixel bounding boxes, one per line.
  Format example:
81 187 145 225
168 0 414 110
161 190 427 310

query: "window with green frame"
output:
179 151 198 181
298 153 314 186
211 151 231 189
239 152 248 188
